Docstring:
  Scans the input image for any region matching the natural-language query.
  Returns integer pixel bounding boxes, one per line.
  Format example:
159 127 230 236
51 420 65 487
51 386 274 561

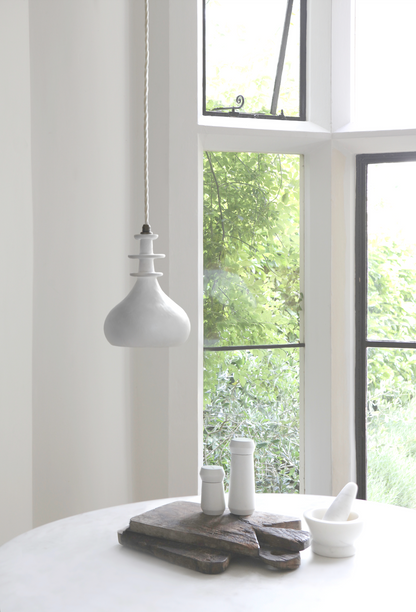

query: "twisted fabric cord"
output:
144 0 150 226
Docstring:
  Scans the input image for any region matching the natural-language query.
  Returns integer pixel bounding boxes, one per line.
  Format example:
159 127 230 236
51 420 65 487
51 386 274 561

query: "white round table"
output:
0 494 414 611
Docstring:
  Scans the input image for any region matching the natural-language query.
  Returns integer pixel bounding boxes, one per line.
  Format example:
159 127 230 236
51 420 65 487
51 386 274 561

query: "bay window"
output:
155 0 416 502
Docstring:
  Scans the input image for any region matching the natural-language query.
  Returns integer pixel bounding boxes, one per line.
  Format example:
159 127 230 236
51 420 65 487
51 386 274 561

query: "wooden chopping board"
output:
124 501 310 573
118 528 231 574
118 526 301 574
118 528 232 574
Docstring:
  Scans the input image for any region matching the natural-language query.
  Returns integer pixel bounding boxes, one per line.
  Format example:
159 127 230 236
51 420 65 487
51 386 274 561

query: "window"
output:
164 0 416 500
355 153 416 506
203 151 303 492
203 0 307 119
197 0 333 497
202 0 306 493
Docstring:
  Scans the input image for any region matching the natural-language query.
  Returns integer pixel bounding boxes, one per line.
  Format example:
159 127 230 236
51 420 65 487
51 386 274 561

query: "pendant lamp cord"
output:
142 0 151 234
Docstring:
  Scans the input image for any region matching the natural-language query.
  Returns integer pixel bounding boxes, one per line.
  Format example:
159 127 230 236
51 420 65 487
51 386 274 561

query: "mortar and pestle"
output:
303 482 363 558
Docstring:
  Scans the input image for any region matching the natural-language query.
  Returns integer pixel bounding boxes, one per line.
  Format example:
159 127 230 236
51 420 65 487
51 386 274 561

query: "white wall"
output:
0 0 33 546
29 0 135 528
129 0 202 502
0 0 201 546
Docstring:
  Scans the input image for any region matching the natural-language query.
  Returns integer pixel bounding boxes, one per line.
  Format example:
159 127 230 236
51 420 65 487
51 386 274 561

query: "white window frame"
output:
139 0 416 501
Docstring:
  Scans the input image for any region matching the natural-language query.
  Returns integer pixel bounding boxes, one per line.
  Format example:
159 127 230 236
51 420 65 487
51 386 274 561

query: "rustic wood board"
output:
118 528 231 574
257 547 300 571
129 501 259 557
118 528 301 573
242 511 301 531
129 501 310 558
252 525 310 551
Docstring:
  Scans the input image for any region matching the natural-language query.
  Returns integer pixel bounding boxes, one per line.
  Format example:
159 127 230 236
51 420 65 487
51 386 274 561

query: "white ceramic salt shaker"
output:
228 438 256 516
200 465 226 516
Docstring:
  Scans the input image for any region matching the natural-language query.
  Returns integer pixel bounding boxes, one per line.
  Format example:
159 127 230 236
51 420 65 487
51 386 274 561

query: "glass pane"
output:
367 347 416 508
203 348 300 493
355 0 416 128
367 162 416 341
203 151 301 347
205 0 302 117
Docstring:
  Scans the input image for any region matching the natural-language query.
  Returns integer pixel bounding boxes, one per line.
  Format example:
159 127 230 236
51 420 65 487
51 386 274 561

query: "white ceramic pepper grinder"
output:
200 465 226 516
228 438 256 516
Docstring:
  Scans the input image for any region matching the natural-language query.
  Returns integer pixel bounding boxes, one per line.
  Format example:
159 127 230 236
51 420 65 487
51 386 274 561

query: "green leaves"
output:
203 151 301 347
203 151 302 493
367 399 416 508
368 239 416 342
203 349 300 494
366 240 416 507
367 238 416 418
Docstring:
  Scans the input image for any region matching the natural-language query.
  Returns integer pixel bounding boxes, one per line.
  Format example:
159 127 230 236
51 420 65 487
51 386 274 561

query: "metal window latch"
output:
211 95 245 113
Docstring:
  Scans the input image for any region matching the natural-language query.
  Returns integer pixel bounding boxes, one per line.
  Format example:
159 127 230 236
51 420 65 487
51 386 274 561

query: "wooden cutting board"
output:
118 526 301 574
128 501 310 561
118 528 232 574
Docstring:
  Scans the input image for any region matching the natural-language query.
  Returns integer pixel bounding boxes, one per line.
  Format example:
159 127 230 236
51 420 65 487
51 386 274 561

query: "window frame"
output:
202 149 305 493
197 0 335 495
202 0 307 121
355 151 416 498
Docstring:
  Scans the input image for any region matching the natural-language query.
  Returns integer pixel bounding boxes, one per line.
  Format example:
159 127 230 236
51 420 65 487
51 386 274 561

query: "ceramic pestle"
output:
323 482 358 522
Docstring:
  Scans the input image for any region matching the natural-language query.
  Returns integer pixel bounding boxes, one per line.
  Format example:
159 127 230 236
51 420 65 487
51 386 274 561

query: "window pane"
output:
205 0 302 117
367 347 416 508
367 162 416 342
203 151 301 347
203 348 300 493
355 0 416 128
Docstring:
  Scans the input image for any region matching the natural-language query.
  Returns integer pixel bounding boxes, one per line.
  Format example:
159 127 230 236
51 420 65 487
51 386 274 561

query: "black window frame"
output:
202 0 307 121
355 151 416 499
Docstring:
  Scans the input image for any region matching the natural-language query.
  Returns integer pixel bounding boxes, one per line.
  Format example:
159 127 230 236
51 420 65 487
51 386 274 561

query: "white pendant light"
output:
104 0 190 348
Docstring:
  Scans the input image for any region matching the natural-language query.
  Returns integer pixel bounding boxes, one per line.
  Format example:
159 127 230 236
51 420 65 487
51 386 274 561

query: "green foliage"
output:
204 152 301 347
368 240 416 342
367 237 416 508
203 349 300 493
203 151 301 494
367 239 416 415
367 400 416 508
367 348 416 414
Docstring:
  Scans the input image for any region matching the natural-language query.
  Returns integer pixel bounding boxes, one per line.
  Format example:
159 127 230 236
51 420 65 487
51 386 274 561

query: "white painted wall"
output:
128 0 202 503
168 0 202 498
0 0 33 546
29 0 137 528
0 0 200 546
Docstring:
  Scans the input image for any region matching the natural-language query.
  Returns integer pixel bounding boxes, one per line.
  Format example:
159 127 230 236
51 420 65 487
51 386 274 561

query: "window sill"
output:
197 116 330 152
334 123 416 138
198 114 329 134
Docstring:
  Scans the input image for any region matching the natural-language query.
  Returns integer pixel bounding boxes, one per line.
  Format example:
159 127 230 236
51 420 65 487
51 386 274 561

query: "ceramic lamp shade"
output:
104 234 190 347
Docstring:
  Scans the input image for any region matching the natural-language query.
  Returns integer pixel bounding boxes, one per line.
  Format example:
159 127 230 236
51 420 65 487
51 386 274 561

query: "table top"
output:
1 493 415 611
